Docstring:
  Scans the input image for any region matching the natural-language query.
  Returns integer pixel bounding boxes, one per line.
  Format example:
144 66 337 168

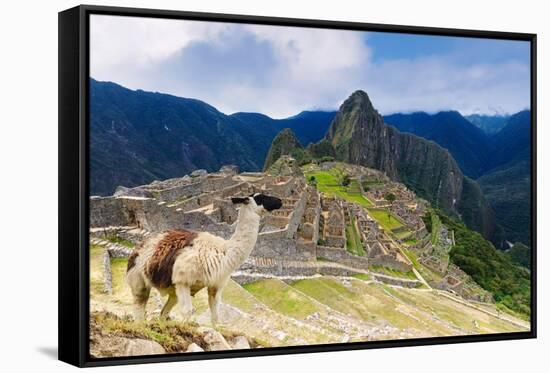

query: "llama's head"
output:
231 193 282 215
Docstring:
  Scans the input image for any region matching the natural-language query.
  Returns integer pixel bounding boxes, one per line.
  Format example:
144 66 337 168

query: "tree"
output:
384 192 396 218
341 174 351 187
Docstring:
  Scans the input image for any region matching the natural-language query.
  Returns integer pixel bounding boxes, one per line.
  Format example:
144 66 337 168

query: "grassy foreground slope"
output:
90 244 528 350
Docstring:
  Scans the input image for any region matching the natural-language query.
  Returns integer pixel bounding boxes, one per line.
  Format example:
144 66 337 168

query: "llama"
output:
125 193 282 325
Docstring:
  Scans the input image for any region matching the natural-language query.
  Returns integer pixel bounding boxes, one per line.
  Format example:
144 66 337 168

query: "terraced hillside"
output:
89 161 529 357
90 244 528 351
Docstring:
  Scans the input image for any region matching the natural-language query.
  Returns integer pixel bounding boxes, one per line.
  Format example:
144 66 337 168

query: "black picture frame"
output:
58 4 537 368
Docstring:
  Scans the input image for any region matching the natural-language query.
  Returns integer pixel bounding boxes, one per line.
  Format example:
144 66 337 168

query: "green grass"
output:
345 216 365 256
90 244 105 295
305 170 373 207
316 256 333 262
243 279 318 319
104 235 135 248
402 248 445 284
369 265 418 280
403 238 418 246
352 273 372 281
110 257 129 295
394 230 413 240
91 311 261 353
366 209 404 231
402 249 421 268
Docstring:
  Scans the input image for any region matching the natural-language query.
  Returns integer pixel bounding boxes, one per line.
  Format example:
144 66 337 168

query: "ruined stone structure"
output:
90 162 416 284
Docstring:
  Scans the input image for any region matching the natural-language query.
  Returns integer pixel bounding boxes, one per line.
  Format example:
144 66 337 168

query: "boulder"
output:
124 338 165 356
186 343 204 353
90 336 165 358
230 336 250 350
198 327 232 351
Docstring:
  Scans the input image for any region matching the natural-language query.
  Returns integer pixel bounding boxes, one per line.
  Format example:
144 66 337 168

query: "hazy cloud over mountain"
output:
91 15 530 118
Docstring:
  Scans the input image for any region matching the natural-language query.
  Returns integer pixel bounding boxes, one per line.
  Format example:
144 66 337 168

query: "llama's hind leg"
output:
208 287 222 326
160 291 177 319
175 285 193 322
127 271 151 321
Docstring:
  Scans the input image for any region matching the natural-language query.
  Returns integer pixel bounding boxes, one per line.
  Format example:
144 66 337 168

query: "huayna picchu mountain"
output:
323 90 496 239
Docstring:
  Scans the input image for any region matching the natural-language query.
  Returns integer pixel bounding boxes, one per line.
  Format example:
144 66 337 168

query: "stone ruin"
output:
90 161 422 288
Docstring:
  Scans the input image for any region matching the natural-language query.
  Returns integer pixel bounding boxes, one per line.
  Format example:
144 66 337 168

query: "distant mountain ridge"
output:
384 111 491 178
478 110 532 247
91 79 531 245
465 113 510 135
90 79 333 195
231 110 335 146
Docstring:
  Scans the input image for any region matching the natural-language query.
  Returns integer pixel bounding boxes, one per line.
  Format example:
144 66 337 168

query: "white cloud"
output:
90 15 530 118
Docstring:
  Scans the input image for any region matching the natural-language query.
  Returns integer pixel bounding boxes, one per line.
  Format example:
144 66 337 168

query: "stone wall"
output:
370 255 412 272
371 274 421 288
316 246 369 270
325 235 345 248
90 197 129 227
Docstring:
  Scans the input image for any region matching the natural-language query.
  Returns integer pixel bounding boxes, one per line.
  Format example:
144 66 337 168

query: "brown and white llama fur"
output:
125 193 282 325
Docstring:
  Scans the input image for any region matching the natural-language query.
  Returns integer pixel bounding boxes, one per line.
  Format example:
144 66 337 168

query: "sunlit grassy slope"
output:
90 245 529 349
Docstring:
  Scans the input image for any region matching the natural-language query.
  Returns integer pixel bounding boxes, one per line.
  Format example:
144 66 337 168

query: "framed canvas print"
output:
58 5 537 367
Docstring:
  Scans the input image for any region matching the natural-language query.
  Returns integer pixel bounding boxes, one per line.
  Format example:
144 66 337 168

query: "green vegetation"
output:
352 273 371 281
430 212 441 245
394 230 413 240
384 192 396 206
403 238 418 246
263 128 305 171
306 139 336 160
91 311 261 353
243 279 318 319
104 235 135 248
345 217 365 256
366 209 403 231
506 242 531 269
316 256 333 262
304 168 373 207
437 211 531 317
341 174 351 187
369 265 418 280
304 165 413 241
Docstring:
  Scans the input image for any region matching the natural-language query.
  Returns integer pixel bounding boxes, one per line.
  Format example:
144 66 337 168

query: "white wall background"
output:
0 0 546 371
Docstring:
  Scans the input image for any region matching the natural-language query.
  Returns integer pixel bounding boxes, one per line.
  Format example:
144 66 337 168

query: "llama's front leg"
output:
175 285 194 321
208 287 222 326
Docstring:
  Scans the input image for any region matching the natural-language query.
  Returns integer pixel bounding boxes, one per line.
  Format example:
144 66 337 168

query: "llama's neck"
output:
224 205 261 271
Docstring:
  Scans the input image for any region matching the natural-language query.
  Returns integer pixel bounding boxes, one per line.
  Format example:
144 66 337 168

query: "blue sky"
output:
90 15 530 118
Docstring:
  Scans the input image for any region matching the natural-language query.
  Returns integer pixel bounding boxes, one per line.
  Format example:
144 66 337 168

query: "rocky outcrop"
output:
90 336 166 358
325 90 495 239
90 312 257 358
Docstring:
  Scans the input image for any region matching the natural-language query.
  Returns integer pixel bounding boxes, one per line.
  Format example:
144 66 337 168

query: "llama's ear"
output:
231 196 250 205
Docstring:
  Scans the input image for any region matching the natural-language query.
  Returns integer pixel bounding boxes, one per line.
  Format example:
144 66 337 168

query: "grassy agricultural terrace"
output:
303 163 408 237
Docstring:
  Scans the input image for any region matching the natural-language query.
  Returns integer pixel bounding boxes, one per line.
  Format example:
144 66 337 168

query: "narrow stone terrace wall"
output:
316 246 369 270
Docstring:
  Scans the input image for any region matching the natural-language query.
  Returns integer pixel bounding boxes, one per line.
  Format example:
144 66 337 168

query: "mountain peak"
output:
344 90 375 111
263 128 303 171
326 90 382 153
